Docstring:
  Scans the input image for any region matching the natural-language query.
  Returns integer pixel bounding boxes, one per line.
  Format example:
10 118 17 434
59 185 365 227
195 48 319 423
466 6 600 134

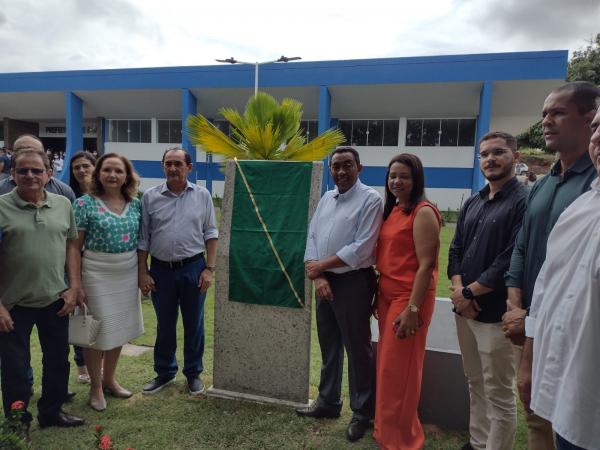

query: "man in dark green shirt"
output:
502 81 600 450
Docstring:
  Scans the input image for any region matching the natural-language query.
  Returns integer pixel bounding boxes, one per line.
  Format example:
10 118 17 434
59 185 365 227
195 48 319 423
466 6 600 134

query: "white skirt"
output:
82 250 144 351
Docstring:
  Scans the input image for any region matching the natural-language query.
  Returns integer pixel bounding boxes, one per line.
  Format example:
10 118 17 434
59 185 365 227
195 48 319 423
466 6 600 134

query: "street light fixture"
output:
216 55 302 97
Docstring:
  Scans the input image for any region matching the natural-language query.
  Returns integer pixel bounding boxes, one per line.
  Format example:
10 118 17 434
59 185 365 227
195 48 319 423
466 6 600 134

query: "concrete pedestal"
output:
418 297 470 430
207 160 323 407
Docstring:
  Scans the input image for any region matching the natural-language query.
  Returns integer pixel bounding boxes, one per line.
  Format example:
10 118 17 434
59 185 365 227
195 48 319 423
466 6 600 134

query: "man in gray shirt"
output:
296 147 383 443
0 135 75 201
138 148 218 397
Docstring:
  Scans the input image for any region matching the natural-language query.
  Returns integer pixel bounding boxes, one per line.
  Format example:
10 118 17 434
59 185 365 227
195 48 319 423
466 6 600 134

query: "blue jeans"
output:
150 257 206 380
556 433 586 450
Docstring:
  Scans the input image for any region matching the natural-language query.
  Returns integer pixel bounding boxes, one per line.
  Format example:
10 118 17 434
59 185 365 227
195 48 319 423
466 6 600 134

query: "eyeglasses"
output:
15 167 46 176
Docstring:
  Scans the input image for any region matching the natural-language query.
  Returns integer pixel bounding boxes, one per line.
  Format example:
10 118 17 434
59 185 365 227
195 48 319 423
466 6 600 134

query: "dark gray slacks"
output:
316 267 377 420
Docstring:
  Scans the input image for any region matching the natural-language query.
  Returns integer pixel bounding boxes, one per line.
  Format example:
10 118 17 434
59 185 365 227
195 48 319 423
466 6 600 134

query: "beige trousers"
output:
455 315 517 450
513 346 556 450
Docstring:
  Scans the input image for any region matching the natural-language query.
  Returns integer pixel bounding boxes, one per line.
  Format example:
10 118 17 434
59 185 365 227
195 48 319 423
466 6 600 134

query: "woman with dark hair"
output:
67 151 97 385
73 153 144 411
373 153 441 450
69 151 97 197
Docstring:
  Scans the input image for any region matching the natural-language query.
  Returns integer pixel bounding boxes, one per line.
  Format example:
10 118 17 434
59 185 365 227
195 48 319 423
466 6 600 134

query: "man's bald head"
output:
13 134 44 152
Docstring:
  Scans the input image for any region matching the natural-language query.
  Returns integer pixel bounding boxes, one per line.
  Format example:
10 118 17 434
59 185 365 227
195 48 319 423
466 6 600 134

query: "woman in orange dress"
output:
373 153 441 450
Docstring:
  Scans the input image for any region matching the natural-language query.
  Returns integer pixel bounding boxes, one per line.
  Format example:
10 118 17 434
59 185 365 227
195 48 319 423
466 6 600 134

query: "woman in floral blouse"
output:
73 153 144 412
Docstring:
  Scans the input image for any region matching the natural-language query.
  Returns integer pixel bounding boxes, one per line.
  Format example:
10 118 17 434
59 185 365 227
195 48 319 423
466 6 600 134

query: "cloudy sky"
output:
0 0 598 73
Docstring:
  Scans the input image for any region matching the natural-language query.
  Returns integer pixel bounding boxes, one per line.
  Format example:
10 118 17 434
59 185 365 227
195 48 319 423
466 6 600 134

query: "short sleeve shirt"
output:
0 190 78 310
73 195 141 253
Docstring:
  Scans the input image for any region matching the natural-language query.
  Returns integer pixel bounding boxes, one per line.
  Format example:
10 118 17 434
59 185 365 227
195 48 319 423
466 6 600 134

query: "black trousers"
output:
316 268 377 421
0 300 69 423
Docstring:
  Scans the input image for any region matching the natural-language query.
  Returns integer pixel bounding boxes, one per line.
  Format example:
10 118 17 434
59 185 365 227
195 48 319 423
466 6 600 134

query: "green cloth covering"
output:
229 161 312 308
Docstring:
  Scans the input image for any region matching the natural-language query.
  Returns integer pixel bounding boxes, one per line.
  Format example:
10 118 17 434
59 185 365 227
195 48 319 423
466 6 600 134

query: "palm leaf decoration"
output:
186 92 344 161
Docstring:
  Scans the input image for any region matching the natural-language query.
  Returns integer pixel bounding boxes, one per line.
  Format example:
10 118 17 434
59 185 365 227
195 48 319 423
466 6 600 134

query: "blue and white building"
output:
0 50 567 209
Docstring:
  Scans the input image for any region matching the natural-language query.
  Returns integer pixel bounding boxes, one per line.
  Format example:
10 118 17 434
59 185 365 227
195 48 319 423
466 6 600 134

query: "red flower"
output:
95 424 103 432
10 401 25 410
98 434 113 450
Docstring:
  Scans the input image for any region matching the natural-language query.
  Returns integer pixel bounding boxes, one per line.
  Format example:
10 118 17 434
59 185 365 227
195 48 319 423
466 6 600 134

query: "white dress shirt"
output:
304 179 382 273
525 178 600 450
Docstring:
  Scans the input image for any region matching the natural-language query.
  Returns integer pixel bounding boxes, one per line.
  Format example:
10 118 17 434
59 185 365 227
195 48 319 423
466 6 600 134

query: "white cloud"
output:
0 0 597 72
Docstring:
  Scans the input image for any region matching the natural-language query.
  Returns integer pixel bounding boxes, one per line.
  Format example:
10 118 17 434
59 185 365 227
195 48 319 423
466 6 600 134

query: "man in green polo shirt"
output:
0 147 85 428
501 81 600 450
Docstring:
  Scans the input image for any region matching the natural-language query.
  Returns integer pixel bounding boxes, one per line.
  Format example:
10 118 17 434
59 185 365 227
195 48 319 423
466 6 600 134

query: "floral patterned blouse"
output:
73 194 141 253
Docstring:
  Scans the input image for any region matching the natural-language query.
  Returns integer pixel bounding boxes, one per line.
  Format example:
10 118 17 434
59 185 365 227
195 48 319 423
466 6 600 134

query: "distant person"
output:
521 106 600 450
503 81 600 450
374 153 440 450
138 148 218 397
73 153 144 411
0 138 75 200
297 147 382 443
515 160 529 176
0 146 84 428
52 153 64 176
0 148 9 181
525 171 537 186
449 132 527 450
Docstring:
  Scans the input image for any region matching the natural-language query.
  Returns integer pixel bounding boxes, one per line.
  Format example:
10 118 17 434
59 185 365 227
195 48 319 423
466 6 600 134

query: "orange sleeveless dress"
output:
373 201 441 450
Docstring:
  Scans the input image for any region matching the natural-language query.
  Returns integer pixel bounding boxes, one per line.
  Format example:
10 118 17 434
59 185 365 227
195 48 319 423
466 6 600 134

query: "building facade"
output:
0 50 567 210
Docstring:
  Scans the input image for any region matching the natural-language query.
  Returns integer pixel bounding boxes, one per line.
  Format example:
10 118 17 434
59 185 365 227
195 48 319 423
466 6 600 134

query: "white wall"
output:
356 146 475 168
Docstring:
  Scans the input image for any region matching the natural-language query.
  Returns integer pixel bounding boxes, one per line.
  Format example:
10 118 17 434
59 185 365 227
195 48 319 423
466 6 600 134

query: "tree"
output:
517 33 600 152
567 33 600 85
187 92 344 161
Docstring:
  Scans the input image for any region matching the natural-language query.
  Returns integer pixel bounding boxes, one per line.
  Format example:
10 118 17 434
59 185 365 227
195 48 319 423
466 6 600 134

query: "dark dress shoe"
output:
346 418 370 442
38 410 85 428
295 401 340 419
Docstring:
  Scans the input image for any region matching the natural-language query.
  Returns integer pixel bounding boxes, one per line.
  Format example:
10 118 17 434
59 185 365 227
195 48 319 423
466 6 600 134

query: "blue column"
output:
62 91 83 183
318 85 332 193
472 80 493 193
181 88 198 184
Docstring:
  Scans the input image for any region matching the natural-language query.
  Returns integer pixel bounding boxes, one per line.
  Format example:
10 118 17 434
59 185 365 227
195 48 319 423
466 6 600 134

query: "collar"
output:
549 152 593 177
591 177 600 192
333 179 362 201
10 189 51 209
478 176 519 200
160 180 195 196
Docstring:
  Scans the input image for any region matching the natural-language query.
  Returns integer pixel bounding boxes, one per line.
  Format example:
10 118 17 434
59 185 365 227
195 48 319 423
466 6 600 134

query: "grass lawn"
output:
22 227 528 449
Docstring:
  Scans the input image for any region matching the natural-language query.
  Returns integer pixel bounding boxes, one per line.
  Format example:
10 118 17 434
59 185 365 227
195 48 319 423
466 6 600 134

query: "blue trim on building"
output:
181 89 197 183
472 80 493 192
132 160 472 191
0 51 568 93
318 85 331 193
62 91 83 183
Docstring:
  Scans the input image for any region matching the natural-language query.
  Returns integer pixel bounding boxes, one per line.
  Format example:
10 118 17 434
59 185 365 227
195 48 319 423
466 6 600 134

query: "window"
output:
106 120 151 143
157 120 182 144
405 118 477 147
337 119 399 146
299 120 319 143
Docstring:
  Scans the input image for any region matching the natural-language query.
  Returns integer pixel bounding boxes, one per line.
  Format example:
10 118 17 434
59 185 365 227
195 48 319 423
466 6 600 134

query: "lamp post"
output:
216 55 302 97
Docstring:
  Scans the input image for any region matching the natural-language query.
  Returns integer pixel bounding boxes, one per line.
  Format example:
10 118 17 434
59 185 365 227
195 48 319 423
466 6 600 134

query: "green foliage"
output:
187 92 345 161
0 404 28 450
517 120 546 152
567 34 600 85
518 33 600 153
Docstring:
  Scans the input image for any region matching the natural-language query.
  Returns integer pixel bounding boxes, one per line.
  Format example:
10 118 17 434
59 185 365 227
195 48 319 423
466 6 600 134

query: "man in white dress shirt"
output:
296 147 383 443
521 107 600 450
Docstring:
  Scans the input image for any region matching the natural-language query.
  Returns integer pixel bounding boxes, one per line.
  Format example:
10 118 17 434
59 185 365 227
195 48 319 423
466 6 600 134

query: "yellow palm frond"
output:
278 129 345 161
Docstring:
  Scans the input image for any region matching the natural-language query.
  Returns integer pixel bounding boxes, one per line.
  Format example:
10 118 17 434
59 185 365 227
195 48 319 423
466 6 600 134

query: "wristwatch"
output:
206 266 216 272
407 303 419 313
462 286 475 300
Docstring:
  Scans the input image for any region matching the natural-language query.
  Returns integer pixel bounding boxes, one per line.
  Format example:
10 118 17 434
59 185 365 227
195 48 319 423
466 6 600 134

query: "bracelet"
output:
206 266 216 272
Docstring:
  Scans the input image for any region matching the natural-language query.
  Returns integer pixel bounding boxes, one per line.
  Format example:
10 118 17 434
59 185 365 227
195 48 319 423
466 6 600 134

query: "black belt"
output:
151 253 204 269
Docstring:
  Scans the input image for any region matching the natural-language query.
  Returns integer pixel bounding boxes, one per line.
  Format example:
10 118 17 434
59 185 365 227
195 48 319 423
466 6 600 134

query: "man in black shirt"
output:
448 131 528 450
